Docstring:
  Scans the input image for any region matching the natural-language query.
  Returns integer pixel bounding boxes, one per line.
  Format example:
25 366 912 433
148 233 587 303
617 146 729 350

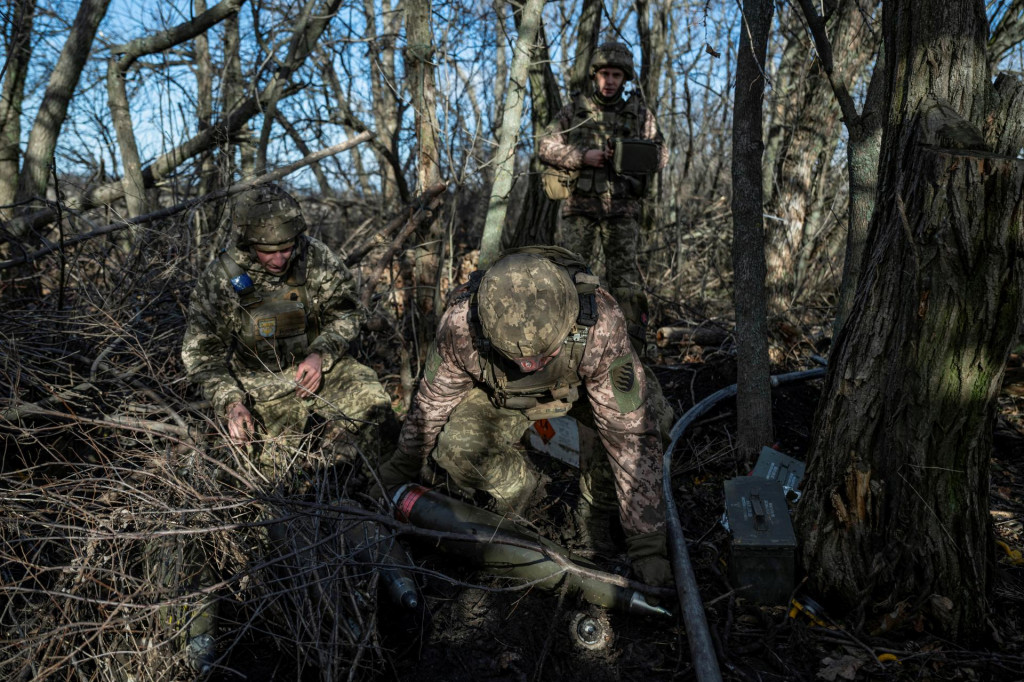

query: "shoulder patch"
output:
424 339 443 383
609 354 643 413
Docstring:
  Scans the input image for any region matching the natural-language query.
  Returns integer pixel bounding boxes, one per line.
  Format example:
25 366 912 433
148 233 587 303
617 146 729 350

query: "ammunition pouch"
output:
541 166 578 201
236 298 311 371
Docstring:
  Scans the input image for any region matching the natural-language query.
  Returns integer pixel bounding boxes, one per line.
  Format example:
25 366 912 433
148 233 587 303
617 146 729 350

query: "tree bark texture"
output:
0 0 37 216
569 0 602 96
763 0 879 317
369 0 407 204
405 0 443 191
797 0 1024 639
505 5 563 250
730 0 775 458
16 0 111 207
479 0 545 268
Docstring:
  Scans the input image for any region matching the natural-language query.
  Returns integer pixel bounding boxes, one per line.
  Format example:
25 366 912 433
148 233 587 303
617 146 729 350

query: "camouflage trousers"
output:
560 214 650 353
240 355 392 482
432 387 620 514
560 214 642 293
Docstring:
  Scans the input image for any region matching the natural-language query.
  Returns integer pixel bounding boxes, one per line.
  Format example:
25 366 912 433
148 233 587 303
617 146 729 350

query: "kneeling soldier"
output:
376 247 671 587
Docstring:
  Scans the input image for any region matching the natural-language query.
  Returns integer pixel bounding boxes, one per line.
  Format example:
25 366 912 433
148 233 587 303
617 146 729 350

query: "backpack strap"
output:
218 252 262 308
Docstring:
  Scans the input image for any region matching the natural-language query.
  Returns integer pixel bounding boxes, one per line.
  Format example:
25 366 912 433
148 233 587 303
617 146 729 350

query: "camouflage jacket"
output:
537 92 668 219
181 236 361 415
397 288 665 536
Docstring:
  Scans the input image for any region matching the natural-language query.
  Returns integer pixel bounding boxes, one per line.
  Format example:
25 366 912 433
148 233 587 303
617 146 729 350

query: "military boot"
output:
573 497 622 558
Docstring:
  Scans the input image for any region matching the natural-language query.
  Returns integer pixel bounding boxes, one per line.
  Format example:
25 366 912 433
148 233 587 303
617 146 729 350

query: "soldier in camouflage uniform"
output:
375 248 672 587
182 183 392 481
537 41 668 349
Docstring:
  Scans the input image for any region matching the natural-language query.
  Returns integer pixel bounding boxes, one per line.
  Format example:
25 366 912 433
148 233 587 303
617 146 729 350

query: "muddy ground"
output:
213 357 1024 682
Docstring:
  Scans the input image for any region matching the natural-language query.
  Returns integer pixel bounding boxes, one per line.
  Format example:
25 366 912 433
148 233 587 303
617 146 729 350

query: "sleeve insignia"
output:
609 355 643 413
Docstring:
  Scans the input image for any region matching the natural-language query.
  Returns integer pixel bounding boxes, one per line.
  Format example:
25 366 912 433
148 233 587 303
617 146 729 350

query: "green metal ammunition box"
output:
723 477 796 605
752 446 806 501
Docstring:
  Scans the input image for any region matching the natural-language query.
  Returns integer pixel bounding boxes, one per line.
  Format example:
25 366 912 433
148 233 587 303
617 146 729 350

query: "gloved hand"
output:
626 531 673 587
367 448 422 502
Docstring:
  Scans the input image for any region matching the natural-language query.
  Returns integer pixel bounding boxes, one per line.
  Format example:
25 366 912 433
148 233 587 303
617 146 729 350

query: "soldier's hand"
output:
226 401 254 444
626 531 673 588
295 353 324 398
583 149 607 167
632 555 673 588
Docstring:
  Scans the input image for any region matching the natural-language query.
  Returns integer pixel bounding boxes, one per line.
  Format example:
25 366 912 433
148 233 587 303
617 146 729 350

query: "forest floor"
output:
214 354 1024 682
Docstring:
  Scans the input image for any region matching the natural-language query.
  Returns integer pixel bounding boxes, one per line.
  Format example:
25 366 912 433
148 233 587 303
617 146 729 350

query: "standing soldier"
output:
182 183 393 478
538 41 668 351
374 248 672 588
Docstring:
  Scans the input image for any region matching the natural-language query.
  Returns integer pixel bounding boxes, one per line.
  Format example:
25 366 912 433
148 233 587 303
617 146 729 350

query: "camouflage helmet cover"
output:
589 41 635 81
477 253 579 359
235 183 306 251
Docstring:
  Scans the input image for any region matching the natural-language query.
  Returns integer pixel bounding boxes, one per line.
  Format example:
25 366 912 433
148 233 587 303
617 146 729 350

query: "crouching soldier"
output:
374 247 672 587
175 183 393 671
182 183 392 478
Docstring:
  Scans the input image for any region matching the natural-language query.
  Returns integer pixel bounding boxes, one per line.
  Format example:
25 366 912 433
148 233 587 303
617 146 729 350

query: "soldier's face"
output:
514 346 561 373
595 68 626 97
255 247 293 274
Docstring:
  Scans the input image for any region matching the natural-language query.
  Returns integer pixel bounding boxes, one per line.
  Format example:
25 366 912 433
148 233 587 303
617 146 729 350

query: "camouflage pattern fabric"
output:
182 235 390 468
537 93 667 220
396 285 665 537
559 214 642 293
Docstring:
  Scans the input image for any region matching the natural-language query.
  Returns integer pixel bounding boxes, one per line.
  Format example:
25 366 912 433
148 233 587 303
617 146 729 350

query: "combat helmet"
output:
589 41 635 81
477 253 579 360
235 183 306 252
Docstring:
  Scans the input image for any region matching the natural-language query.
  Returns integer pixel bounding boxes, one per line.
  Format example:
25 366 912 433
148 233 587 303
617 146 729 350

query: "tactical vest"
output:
218 244 319 372
568 93 645 198
464 246 599 421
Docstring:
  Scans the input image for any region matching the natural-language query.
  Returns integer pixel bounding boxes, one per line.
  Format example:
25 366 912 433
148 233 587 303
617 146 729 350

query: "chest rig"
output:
569 94 644 198
464 246 599 421
218 244 319 372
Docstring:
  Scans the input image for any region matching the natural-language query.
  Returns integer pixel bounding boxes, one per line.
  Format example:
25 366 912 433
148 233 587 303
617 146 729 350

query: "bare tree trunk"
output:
731 0 775 459
105 0 244 225
479 0 545 267
194 0 217 232
366 0 405 205
763 0 880 318
405 0 443 191
0 0 37 217
569 0 602 96
492 0 509 136
254 0 318 176
505 3 563 250
220 11 252 182
789 0 885 338
796 0 1024 640
16 0 112 207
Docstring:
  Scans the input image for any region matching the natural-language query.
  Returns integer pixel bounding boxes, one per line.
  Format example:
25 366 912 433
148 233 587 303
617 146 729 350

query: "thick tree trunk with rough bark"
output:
796 0 1024 640
731 0 775 458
